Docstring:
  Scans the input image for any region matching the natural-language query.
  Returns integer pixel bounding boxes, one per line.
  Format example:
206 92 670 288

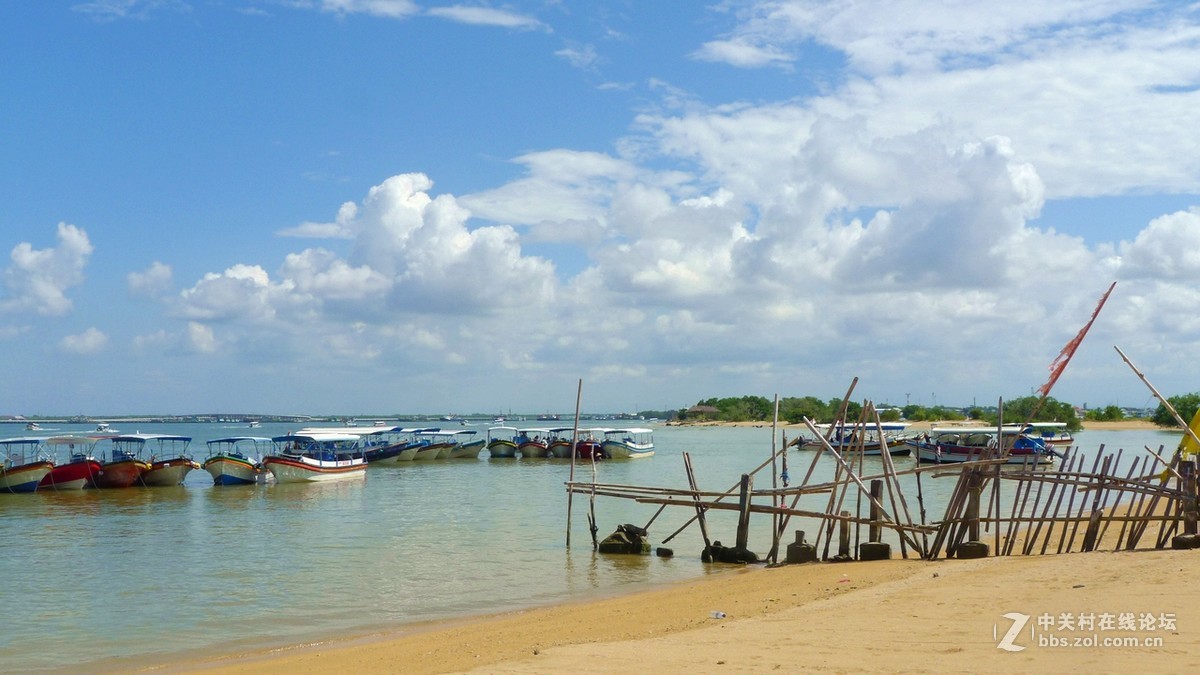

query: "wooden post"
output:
736 473 753 551
869 479 883 543
966 470 982 542
1183 460 1198 536
836 510 852 560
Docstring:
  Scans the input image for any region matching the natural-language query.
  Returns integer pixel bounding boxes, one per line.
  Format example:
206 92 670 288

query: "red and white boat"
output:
0 437 55 493
516 428 551 458
264 432 366 483
39 435 103 490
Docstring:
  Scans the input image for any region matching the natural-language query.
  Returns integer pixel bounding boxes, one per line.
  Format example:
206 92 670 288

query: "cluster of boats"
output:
0 426 656 493
797 422 1073 465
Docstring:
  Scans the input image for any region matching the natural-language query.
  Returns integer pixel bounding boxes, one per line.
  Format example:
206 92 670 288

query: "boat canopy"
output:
929 427 1027 435
44 435 102 447
272 432 361 443
421 429 478 439
207 436 273 445
0 437 45 446
606 427 653 436
111 434 193 443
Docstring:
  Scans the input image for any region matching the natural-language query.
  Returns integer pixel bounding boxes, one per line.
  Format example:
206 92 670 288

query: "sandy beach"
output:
170 546 1198 674
147 416 1200 674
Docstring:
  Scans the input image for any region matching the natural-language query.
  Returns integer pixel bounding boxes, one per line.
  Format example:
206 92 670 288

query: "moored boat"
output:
39 435 103 490
264 432 366 483
204 436 272 485
445 430 484 459
1003 422 1074 447
409 429 452 460
546 428 576 459
799 422 913 456
93 435 152 488
121 435 199 486
904 427 1053 465
516 428 551 458
356 427 435 464
601 427 655 459
575 428 609 461
0 438 55 493
486 426 519 458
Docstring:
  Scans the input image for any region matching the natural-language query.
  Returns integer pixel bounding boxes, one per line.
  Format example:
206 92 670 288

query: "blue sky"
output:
3 0 1200 417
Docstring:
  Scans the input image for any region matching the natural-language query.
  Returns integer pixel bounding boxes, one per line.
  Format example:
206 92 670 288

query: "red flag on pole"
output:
1037 282 1116 397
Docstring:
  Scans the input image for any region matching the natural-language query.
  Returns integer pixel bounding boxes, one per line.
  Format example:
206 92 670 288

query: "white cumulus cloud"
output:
59 327 108 355
1 222 93 317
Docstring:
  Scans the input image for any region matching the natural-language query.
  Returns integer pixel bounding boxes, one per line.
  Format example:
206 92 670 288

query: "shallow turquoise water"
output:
0 423 1179 671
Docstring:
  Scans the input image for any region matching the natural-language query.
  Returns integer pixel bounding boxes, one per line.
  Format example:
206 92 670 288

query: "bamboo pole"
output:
566 378 582 548
768 394 781 562
683 452 712 551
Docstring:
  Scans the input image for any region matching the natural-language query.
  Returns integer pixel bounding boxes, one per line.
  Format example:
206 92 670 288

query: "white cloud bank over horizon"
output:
6 0 1200 415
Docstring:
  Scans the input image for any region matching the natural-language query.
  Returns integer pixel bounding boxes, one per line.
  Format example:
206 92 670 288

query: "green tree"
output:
779 396 830 423
978 396 1081 432
1153 393 1200 427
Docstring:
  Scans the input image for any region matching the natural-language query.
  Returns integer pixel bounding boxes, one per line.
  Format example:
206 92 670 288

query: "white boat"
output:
904 427 1054 465
486 426 519 458
95 422 116 433
25 422 43 431
263 432 367 482
1002 422 1074 447
204 436 272 485
601 428 655 459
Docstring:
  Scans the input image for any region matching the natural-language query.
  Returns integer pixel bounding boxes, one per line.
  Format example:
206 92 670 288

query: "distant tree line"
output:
654 391 1200 432
673 394 1087 432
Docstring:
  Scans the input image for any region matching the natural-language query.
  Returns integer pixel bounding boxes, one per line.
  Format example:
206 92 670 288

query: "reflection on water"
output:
0 423 1182 671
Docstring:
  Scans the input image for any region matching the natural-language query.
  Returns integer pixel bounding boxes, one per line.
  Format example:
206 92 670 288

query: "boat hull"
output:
40 458 102 490
204 455 266 485
519 441 549 458
487 440 518 458
142 458 200 487
263 455 366 483
363 442 418 465
447 441 485 459
1 461 54 493
548 441 573 459
412 445 444 461
909 442 1051 465
93 459 151 489
600 440 655 459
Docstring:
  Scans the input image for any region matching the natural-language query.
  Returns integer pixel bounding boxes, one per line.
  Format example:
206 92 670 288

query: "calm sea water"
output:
0 423 1181 672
